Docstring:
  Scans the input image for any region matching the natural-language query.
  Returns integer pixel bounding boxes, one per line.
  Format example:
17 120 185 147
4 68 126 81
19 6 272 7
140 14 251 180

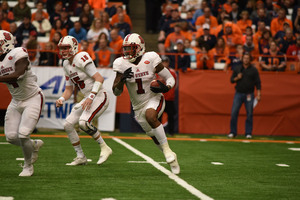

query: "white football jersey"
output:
113 51 163 110
63 51 104 96
0 47 40 101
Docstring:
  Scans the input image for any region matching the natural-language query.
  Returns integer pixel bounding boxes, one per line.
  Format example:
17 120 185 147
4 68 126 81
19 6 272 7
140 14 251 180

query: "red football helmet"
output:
122 33 145 62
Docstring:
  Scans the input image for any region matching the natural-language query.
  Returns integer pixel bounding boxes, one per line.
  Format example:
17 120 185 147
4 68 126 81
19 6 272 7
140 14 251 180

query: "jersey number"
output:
80 55 89 62
72 76 85 89
135 79 145 94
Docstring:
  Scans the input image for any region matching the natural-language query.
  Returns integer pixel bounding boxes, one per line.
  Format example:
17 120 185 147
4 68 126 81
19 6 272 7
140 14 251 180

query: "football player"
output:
0 30 45 177
112 33 180 174
56 35 112 166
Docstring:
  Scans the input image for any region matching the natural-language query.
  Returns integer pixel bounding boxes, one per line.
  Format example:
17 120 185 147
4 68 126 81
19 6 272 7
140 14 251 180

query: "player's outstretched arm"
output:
56 85 74 107
0 57 29 83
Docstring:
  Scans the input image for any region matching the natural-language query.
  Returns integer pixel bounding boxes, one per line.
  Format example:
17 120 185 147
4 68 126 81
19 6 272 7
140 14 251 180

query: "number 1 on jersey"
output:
135 78 145 94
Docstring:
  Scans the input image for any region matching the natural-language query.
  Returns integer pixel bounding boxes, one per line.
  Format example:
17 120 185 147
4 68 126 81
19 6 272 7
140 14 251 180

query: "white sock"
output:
65 123 85 158
152 124 167 145
92 131 104 144
74 144 85 158
20 138 34 166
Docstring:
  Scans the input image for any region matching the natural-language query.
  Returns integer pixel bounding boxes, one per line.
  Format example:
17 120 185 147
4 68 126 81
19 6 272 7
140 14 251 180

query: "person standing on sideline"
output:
0 30 45 176
228 52 261 139
160 56 177 136
55 35 112 166
112 33 180 174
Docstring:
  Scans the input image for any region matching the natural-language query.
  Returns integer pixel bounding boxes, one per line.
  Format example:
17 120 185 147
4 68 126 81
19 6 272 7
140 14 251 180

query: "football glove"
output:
121 67 134 82
150 80 170 93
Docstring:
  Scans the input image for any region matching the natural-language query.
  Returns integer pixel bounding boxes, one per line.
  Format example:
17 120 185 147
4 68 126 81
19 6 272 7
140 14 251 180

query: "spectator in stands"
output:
253 20 267 46
109 28 123 57
158 5 172 32
250 0 265 21
164 23 186 53
39 41 59 66
228 52 261 139
61 8 74 31
223 0 233 14
195 7 218 30
51 31 62 49
223 22 243 54
237 11 252 34
9 22 17 38
168 39 191 72
208 0 221 18
196 44 214 70
184 39 196 63
229 1 240 23
286 36 300 61
87 18 109 43
93 32 109 51
274 22 292 43
79 3 94 26
88 0 106 14
100 11 110 30
294 7 300 36
31 1 49 21
15 16 37 47
158 8 186 53
251 8 272 30
258 30 273 54
1 1 14 22
79 39 96 62
95 37 115 68
114 13 131 37
26 39 40 66
229 44 244 71
270 8 293 36
32 11 52 37
277 27 296 53
72 0 88 16
68 21 87 43
208 37 230 70
0 10 10 32
243 35 259 60
181 0 202 13
13 0 31 22
197 23 217 50
159 56 177 136
241 26 253 44
110 6 132 29
260 40 286 71
49 19 68 42
79 14 92 31
193 0 208 23
49 1 62 25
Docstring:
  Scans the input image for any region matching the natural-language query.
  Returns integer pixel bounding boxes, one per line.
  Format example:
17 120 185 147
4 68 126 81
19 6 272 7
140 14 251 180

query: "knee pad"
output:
79 120 97 136
18 127 32 139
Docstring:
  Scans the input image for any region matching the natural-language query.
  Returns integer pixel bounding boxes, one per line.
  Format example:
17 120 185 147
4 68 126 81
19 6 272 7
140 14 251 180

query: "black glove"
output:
150 80 170 93
121 67 134 82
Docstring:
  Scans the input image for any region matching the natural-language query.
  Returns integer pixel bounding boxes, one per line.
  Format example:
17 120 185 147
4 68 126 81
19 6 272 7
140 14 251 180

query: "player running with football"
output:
0 30 45 177
56 36 112 166
112 33 180 174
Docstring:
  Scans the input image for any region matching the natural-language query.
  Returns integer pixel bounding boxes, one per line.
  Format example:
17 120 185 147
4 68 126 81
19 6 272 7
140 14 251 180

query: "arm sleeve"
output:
157 67 175 88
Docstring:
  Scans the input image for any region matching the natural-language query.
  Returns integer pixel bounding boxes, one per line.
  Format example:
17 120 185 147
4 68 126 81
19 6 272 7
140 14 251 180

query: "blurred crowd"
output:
0 0 300 72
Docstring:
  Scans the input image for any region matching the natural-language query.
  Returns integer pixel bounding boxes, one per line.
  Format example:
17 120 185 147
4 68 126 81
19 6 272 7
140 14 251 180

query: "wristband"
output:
88 93 96 100
58 97 65 102
91 81 102 94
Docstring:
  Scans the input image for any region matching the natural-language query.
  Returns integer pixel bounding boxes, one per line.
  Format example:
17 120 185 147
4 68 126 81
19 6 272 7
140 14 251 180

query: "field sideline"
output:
0 130 300 200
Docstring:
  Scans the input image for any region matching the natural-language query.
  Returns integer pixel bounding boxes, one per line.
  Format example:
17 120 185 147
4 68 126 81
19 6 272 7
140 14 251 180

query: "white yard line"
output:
276 164 290 167
288 148 300 151
0 142 10 145
0 197 14 200
112 137 214 200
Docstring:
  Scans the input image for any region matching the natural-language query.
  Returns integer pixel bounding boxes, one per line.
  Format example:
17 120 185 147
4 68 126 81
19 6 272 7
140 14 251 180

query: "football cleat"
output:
66 156 87 166
19 165 34 177
227 133 235 138
31 139 44 164
164 151 180 174
97 143 112 165
246 135 252 139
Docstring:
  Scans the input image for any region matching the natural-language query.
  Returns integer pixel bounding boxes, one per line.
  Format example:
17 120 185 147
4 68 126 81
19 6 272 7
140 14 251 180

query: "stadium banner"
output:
31 67 116 132
179 70 300 136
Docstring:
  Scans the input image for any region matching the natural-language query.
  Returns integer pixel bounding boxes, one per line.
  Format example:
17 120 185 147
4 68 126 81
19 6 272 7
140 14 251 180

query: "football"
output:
150 77 166 88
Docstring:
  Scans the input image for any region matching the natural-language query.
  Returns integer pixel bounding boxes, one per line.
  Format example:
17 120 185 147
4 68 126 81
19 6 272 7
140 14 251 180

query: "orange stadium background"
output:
1 71 300 136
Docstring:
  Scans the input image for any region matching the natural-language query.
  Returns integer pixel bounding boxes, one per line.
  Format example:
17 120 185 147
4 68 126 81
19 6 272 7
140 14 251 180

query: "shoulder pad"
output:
73 51 93 69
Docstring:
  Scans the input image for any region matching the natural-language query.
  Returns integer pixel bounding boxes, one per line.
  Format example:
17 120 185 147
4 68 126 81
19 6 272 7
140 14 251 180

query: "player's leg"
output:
18 92 44 176
138 95 180 174
79 92 112 165
64 103 87 165
4 100 22 146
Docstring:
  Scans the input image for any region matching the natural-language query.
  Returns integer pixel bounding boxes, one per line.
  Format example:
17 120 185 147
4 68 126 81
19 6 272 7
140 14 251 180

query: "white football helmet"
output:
122 33 145 62
58 35 79 59
0 30 14 55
